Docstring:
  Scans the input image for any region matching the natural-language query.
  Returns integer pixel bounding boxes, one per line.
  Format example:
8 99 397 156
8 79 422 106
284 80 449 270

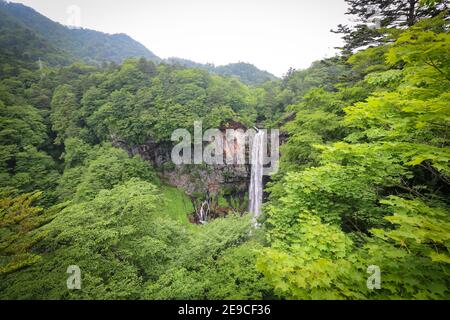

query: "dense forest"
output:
0 0 449 299
165 58 278 85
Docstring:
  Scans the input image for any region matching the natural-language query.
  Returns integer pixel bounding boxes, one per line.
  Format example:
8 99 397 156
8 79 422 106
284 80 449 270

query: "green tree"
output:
333 0 449 52
50 84 80 144
0 191 52 275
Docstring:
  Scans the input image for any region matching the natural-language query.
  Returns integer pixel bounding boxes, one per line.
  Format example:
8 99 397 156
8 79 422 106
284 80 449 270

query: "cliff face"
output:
114 122 251 213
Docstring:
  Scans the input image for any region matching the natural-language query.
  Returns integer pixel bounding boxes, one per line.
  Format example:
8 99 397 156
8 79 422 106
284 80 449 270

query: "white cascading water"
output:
198 200 210 224
248 129 264 223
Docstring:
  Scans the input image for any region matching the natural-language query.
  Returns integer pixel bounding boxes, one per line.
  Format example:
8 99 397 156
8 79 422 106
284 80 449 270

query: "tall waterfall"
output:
248 129 264 223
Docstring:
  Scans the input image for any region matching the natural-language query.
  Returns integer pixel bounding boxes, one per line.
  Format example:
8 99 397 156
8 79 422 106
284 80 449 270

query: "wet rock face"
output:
113 122 251 201
165 163 248 197
130 140 172 166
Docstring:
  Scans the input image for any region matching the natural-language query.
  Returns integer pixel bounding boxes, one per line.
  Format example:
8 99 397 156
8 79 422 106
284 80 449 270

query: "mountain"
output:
0 1 160 65
0 1 276 85
214 62 278 85
0 6 72 78
166 57 278 85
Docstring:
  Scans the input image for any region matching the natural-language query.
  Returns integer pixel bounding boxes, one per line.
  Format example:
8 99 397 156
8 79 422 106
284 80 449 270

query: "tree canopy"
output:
0 1 448 300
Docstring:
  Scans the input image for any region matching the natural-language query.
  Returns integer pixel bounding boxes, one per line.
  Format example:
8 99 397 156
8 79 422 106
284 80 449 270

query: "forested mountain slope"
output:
0 7 71 78
0 1 276 86
0 1 160 65
166 57 278 85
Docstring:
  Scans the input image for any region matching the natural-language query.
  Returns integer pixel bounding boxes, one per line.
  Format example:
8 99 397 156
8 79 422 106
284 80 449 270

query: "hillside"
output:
166 57 278 85
0 1 276 84
0 7 72 78
0 1 160 65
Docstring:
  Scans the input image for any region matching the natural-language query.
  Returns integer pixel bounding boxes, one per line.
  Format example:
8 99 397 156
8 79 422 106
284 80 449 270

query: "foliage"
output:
0 191 52 275
57 142 158 202
167 58 278 86
260 17 450 299
332 0 449 53
1 2 449 301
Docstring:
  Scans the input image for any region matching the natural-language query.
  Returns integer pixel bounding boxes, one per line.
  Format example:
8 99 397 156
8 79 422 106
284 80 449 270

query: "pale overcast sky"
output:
11 0 351 77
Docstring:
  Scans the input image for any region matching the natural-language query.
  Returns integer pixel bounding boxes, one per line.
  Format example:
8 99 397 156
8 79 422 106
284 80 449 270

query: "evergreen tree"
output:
333 0 449 52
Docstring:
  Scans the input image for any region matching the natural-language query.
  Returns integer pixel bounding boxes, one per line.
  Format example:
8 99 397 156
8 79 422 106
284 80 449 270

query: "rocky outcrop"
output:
113 121 252 215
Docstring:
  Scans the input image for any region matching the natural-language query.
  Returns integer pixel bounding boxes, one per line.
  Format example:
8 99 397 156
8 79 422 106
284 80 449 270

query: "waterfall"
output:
197 200 210 224
248 129 264 224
